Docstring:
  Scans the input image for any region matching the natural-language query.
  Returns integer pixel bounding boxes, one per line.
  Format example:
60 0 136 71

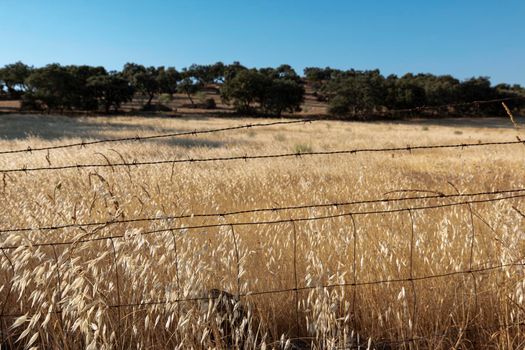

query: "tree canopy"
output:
86 73 134 113
311 69 525 118
220 67 305 116
0 61 33 99
1 61 523 117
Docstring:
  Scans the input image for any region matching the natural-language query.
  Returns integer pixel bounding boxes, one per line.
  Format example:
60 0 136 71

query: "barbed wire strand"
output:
2 257 523 350
51 245 67 345
407 209 418 344
98 262 525 309
291 219 300 333
2 192 523 251
2 138 524 175
230 225 241 299
1 96 523 157
170 229 182 315
2 187 524 235
109 237 122 344
349 214 358 331
3 261 519 316
0 119 314 156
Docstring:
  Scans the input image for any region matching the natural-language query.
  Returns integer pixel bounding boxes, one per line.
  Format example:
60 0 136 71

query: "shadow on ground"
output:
392 116 525 129
0 114 226 149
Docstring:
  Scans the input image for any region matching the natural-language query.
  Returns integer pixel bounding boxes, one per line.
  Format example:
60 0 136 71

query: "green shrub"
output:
158 93 173 105
293 143 313 154
204 98 216 109
327 95 350 117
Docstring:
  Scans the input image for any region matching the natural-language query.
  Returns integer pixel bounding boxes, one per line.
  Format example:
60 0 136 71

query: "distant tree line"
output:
0 61 523 118
304 67 525 118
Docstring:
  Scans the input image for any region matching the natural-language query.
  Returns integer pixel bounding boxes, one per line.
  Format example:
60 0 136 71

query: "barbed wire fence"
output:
1 192 523 348
0 97 524 348
0 96 522 157
1 138 524 175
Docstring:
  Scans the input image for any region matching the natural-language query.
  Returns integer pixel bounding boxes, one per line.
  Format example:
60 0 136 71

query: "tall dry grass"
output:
0 114 525 349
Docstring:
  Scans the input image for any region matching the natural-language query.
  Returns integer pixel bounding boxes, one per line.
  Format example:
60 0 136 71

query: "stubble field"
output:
0 113 524 349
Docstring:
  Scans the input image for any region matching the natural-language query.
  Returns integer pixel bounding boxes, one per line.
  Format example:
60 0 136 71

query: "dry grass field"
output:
1 113 525 349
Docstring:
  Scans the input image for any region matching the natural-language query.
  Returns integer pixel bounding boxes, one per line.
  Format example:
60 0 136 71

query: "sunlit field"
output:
1 114 525 349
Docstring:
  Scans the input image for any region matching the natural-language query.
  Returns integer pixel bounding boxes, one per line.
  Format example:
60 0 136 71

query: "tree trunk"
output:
187 93 194 107
147 93 154 107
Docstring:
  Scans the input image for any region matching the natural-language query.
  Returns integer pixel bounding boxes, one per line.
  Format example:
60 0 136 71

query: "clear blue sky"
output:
1 0 524 85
